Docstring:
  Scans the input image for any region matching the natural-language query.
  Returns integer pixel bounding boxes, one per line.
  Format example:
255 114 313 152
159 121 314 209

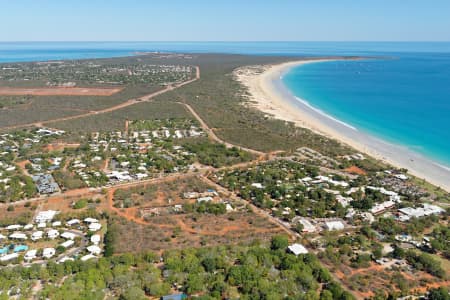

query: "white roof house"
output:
66 219 80 226
0 253 19 262
324 221 345 231
84 218 99 223
43 248 56 259
398 204 445 220
88 223 102 232
6 224 22 231
197 196 213 203
60 240 74 248
35 210 58 223
60 232 76 240
24 250 37 261
87 245 102 255
90 234 101 245
47 229 59 239
52 221 62 227
31 231 44 241
0 234 6 240
80 254 97 261
9 233 27 240
58 256 75 263
24 224 34 230
288 243 309 256
37 222 47 229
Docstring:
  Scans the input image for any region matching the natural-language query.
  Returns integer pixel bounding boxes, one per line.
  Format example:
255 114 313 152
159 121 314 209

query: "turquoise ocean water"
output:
1 42 449 167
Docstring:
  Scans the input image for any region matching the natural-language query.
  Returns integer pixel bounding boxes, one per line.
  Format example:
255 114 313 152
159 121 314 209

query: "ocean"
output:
1 41 450 167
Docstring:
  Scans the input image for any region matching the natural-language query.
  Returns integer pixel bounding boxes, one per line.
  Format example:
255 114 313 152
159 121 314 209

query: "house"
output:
43 248 56 259
370 200 396 215
0 234 6 240
292 217 316 233
288 243 309 256
31 231 44 241
398 204 445 221
35 210 58 223
47 229 59 239
24 250 37 261
66 219 80 226
90 234 101 245
58 256 75 263
9 233 27 240
84 218 99 223
32 174 60 194
324 221 345 231
61 232 76 240
88 222 102 232
197 196 212 203
87 245 101 255
0 253 19 262
6 224 22 231
37 222 46 229
60 240 74 248
80 254 96 261
52 221 62 227
24 224 34 230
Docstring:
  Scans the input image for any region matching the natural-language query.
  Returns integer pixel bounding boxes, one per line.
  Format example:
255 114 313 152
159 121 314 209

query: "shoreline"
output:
234 59 450 192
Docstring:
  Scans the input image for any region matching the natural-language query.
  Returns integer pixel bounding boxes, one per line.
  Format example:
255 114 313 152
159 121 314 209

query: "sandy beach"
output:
234 59 450 192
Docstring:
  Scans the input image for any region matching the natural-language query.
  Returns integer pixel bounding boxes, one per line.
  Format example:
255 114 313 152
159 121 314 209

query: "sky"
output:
0 0 449 42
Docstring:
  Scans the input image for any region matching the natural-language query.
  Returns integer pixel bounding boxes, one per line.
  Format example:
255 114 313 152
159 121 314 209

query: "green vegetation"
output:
73 199 88 209
183 141 253 167
0 237 352 300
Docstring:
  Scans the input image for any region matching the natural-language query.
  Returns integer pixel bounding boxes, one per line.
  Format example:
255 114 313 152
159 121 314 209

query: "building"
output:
398 204 445 221
292 217 316 233
24 250 37 261
66 219 80 226
43 248 56 259
60 240 74 248
88 222 102 232
32 174 60 194
80 254 96 261
90 234 101 245
9 233 27 240
370 200 396 215
35 210 58 223
47 229 59 239
87 245 102 255
31 231 43 241
288 243 309 256
0 253 19 262
324 221 345 231
84 217 99 223
61 232 76 240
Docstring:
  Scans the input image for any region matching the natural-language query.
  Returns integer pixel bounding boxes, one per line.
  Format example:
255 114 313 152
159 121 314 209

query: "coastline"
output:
234 59 450 192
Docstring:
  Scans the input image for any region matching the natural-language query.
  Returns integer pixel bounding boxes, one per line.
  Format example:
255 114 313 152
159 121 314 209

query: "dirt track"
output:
0 87 123 96
0 66 200 131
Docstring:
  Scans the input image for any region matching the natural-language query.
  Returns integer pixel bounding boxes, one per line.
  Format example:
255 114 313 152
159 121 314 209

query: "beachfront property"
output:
398 204 445 221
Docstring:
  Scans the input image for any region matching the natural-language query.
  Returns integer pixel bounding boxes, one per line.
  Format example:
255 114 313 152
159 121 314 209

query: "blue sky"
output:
1 0 449 41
